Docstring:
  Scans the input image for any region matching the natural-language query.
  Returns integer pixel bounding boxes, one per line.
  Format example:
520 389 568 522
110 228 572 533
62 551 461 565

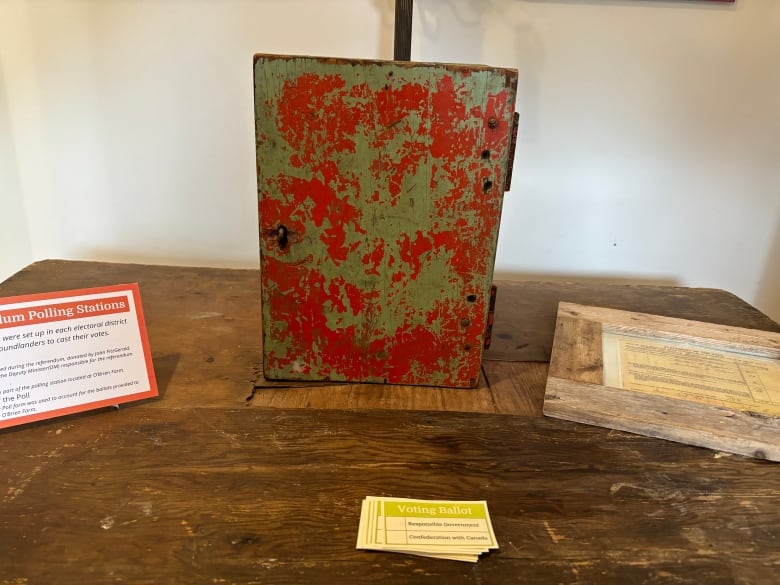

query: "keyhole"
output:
277 225 288 250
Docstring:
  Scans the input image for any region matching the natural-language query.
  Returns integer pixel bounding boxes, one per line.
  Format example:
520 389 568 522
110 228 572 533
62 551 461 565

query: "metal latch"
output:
483 284 497 349
504 112 519 191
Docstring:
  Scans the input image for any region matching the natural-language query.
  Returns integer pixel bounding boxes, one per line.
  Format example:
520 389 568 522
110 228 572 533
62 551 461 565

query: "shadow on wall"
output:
82 248 259 271
755 215 780 323
493 271 679 288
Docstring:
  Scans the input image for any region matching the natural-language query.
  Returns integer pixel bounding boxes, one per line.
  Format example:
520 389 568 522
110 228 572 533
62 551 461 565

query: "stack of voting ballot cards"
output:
356 496 498 562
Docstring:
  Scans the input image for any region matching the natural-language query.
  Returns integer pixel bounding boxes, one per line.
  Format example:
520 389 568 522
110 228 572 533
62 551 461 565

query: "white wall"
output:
0 2 36 280
1 0 778 321
0 66 34 281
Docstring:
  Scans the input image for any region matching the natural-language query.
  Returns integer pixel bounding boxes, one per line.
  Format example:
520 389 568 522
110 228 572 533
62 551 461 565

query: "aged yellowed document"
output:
603 331 780 416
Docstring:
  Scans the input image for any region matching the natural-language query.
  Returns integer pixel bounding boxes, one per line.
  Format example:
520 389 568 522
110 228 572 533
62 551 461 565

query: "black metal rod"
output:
394 0 413 61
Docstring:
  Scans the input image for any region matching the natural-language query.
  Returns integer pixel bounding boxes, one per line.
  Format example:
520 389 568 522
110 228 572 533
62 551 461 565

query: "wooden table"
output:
1 260 779 584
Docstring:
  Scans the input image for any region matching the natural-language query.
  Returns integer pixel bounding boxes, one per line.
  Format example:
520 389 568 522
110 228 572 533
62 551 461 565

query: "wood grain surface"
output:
2 407 779 584
2 261 779 584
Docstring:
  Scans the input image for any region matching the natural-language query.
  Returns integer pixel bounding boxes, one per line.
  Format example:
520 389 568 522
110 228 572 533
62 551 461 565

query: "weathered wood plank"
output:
546 313 603 385
1 408 778 584
547 377 780 461
545 303 780 461
563 302 780 356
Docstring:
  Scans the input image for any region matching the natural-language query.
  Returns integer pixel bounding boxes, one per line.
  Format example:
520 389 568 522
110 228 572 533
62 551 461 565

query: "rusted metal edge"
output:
504 112 520 192
484 285 498 350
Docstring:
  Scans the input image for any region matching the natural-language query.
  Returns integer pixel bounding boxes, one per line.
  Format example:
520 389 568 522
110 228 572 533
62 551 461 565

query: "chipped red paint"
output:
362 239 385 277
255 55 518 388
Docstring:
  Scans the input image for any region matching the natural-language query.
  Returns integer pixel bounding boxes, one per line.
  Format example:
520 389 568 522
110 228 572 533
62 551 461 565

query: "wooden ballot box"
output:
254 55 518 388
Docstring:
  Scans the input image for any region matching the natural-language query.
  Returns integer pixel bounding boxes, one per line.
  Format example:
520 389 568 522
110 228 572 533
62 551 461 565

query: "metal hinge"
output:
483 284 497 349
504 111 519 191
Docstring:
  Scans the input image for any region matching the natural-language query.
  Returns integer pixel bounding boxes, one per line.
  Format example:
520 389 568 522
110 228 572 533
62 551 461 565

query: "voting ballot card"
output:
356 496 498 562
